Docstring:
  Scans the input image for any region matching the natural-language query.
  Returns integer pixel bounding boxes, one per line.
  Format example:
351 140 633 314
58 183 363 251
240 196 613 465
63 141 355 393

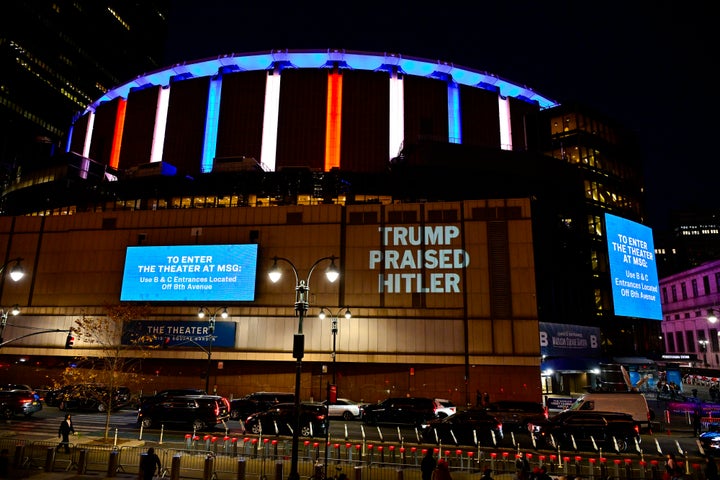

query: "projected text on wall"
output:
605 213 662 320
369 226 469 293
120 244 258 302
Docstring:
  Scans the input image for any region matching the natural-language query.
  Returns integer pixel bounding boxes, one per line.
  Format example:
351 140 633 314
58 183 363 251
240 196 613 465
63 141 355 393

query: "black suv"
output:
244 402 327 437
362 397 439 426
528 410 640 452
230 391 294 421
137 394 231 431
422 408 503 446
485 400 546 431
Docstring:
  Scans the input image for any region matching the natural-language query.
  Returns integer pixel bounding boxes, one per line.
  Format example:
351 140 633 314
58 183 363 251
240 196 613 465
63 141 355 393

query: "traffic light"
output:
64 332 74 349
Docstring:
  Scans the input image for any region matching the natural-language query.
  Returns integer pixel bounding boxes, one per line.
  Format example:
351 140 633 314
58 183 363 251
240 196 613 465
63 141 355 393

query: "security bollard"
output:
45 447 55 472
13 444 24 468
77 449 88 474
107 450 119 477
275 460 284 480
171 454 181 480
237 457 246 480
203 454 215 480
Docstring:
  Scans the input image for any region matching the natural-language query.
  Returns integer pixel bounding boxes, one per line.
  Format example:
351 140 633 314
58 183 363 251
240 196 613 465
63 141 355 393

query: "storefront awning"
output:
541 357 600 374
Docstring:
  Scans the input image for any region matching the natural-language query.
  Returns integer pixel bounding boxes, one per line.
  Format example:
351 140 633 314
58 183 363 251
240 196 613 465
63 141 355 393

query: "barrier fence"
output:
0 436 717 480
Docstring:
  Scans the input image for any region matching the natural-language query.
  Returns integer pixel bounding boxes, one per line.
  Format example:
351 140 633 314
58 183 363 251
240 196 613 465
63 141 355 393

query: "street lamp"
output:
318 307 351 389
0 304 20 345
700 339 709 367
268 255 339 480
197 306 228 393
0 258 25 345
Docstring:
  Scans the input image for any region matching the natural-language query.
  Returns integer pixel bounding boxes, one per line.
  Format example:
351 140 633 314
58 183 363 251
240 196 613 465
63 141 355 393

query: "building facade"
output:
0 49 655 400
660 259 720 369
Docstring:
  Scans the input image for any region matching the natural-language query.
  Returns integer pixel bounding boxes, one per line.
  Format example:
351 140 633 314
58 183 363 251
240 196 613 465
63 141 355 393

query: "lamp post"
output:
700 339 709 367
0 304 20 346
197 306 228 393
318 307 352 389
0 258 25 345
268 255 339 480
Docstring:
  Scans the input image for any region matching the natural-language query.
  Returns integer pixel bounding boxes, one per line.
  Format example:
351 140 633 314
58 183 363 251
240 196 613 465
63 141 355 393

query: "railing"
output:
0 434 715 480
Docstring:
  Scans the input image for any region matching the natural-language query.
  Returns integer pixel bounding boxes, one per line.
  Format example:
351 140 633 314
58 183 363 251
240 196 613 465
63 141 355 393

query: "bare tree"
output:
56 304 155 441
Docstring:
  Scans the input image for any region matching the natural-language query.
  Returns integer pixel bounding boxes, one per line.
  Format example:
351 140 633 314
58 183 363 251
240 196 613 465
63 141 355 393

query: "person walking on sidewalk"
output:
57 413 75 453
140 447 162 480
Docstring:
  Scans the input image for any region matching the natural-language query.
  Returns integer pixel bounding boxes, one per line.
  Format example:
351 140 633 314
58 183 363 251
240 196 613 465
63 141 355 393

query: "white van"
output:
567 392 653 430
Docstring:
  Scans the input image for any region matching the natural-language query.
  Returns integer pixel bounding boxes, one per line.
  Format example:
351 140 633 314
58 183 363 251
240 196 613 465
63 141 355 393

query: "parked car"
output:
362 397 439 426
421 409 503 446
0 390 43 418
0 384 40 401
322 398 363 420
137 394 231 430
230 398 260 421
700 422 720 455
435 398 457 418
46 384 132 412
485 400 546 431
528 410 640 452
243 402 327 437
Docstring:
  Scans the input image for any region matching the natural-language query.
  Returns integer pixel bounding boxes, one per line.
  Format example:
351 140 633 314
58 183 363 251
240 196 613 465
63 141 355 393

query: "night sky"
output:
163 1 715 231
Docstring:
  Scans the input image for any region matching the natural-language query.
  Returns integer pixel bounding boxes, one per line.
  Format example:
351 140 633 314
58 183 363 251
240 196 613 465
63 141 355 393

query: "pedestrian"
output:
693 408 703 437
140 447 162 480
481 468 493 480
421 449 437 480
665 453 680 480
706 455 719 480
432 459 452 480
536 466 552 480
57 413 75 453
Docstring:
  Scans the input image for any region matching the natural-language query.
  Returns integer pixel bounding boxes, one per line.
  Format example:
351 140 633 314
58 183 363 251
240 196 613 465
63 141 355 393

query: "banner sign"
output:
539 322 601 357
122 320 236 348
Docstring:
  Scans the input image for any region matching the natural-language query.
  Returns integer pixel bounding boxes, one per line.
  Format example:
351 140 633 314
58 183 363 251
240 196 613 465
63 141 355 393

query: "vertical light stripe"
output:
201 75 223 173
324 70 343 171
389 70 404 161
65 124 74 153
80 111 95 179
447 81 461 144
82 111 95 158
109 99 127 169
150 86 170 163
260 71 281 172
498 96 513 151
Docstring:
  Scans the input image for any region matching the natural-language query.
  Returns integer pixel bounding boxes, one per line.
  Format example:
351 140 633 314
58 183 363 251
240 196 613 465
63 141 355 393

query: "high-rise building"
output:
0 1 168 187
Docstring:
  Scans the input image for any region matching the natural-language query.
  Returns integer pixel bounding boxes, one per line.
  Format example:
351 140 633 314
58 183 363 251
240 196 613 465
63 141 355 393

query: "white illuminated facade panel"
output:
499 96 512 151
81 111 95 179
260 72 281 172
150 86 170 164
389 72 404 161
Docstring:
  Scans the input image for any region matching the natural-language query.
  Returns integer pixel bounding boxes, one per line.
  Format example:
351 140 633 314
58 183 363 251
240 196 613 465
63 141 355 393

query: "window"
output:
662 287 668 304
675 332 685 352
671 285 678 302
681 282 687 300
667 334 676 353
705 276 711 295
711 328 719 351
692 279 699 297
686 331 696 352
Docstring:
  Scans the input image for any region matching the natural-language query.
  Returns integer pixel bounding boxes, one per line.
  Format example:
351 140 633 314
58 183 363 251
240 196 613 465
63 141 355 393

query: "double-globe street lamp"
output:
317 307 352 391
197 306 228 393
268 255 339 480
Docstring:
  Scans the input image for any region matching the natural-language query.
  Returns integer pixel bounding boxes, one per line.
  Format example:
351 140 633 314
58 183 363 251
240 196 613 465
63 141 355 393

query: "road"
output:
0 404 710 461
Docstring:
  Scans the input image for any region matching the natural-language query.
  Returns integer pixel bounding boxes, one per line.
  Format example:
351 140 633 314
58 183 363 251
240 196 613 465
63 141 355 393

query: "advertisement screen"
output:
120 244 258 302
605 213 662 320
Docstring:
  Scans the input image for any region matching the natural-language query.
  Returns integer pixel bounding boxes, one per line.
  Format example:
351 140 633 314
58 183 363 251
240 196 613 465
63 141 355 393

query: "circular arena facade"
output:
0 50 571 405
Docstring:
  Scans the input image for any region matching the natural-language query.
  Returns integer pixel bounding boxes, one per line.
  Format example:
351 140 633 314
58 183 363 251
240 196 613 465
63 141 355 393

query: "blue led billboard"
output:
605 213 662 320
120 244 258 302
